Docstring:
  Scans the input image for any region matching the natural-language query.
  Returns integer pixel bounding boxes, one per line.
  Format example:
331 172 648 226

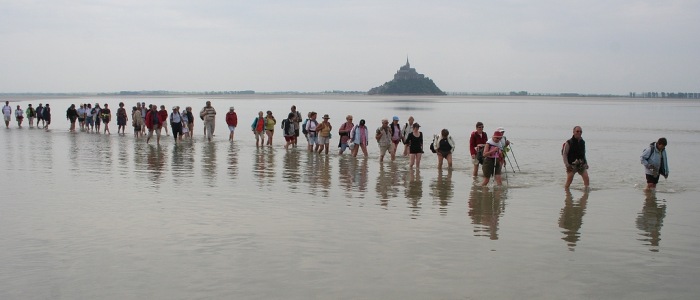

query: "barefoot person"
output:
405 123 424 168
226 107 238 141
434 129 455 169
481 130 504 186
562 126 590 189
469 122 488 176
641 137 669 190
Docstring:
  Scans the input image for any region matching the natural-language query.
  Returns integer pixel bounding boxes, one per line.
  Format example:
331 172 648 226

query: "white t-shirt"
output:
2 105 11 117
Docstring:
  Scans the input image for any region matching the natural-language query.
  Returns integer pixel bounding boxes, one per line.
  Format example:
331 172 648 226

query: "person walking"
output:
145 104 164 145
401 116 415 156
405 123 424 168
641 137 669 190
132 106 143 138
169 106 184 142
291 105 302 147
562 126 590 189
185 106 194 139
375 119 393 162
199 101 216 141
25 104 35 128
481 130 505 186
265 110 276 146
43 104 52 131
15 105 24 128
350 119 369 157
66 104 78 132
158 105 169 136
226 107 238 141
434 128 455 169
390 116 402 161
101 104 112 134
117 102 128 135
316 114 332 154
470 122 488 177
2 101 11 128
85 103 94 132
76 104 86 130
36 103 45 128
305 112 319 152
338 115 354 155
251 111 266 147
282 112 296 150
93 103 102 133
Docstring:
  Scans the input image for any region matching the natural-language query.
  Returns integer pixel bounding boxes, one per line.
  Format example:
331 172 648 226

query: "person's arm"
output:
562 142 572 171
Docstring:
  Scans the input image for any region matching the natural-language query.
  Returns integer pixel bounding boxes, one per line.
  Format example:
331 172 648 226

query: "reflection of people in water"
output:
468 185 507 240
559 189 589 251
636 190 666 252
406 169 423 218
430 168 453 215
375 163 400 206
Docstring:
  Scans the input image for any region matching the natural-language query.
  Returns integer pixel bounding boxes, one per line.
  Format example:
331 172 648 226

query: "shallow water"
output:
1 95 699 299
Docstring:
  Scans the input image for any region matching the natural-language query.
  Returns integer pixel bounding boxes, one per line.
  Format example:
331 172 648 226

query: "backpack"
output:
302 118 309 134
429 134 438 153
642 142 655 161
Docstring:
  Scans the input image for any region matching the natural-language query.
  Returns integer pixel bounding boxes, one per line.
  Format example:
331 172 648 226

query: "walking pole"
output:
506 140 521 172
504 150 516 173
502 152 509 187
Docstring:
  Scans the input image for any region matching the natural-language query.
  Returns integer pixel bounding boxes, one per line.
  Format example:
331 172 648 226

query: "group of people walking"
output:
3 100 670 190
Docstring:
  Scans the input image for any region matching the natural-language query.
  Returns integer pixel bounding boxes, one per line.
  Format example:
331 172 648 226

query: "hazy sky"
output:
1 0 698 94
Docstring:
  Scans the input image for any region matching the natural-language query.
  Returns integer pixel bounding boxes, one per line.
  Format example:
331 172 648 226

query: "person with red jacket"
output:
145 105 165 145
469 121 488 177
226 106 238 141
158 105 169 136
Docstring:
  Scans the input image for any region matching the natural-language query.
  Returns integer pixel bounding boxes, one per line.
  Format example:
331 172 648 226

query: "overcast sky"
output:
1 0 698 94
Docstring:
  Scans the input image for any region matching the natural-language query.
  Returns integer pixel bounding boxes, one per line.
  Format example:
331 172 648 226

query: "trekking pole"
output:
506 140 521 172
502 154 509 187
505 150 516 173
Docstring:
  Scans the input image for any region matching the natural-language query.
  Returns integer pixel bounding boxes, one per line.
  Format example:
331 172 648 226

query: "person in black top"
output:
66 104 78 132
562 126 589 189
405 123 424 169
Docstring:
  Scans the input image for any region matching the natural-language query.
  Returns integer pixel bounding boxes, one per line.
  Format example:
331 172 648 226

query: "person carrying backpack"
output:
641 137 669 190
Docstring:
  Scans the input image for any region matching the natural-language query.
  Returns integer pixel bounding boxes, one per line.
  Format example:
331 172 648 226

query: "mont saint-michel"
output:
368 59 445 95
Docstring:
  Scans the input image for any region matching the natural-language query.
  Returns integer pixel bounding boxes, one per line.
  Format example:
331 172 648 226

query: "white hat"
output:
496 127 505 132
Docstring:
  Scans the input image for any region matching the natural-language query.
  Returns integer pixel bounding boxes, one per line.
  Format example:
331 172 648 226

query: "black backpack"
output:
302 118 309 134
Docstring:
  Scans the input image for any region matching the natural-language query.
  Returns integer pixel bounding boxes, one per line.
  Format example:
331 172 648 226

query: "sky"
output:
1 0 699 94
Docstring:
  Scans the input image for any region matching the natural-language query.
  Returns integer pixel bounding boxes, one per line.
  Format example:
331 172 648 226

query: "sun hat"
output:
323 114 330 119
393 116 399 121
496 127 505 132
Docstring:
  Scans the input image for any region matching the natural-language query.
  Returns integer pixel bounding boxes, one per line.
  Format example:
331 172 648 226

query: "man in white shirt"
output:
2 101 12 128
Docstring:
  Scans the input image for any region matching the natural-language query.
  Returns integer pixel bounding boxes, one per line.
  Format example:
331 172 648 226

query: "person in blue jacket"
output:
641 137 669 190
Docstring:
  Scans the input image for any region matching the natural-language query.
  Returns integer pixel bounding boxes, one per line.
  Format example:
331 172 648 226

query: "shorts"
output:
482 157 502 178
318 136 330 145
379 144 391 156
567 163 586 175
472 156 480 166
254 131 264 140
148 127 161 138
5 115 12 122
86 116 94 125
646 174 660 184
117 116 126 126
134 125 141 132
228 125 236 132
78 118 85 123
307 134 318 145
284 136 296 142
392 140 400 147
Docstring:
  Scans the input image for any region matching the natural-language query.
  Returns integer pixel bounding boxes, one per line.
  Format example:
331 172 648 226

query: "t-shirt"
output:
406 132 424 154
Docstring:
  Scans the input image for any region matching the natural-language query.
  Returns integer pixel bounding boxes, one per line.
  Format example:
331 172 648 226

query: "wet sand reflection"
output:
636 190 666 252
430 169 453 215
468 186 507 240
375 163 401 208
559 190 589 251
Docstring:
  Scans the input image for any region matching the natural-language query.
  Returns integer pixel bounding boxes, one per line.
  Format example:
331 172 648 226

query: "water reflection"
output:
172 143 195 186
636 190 666 252
375 163 401 208
146 145 166 185
468 186 507 240
253 148 275 190
430 169 454 215
227 143 240 181
405 169 423 218
202 142 217 187
559 190 589 251
318 156 332 198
